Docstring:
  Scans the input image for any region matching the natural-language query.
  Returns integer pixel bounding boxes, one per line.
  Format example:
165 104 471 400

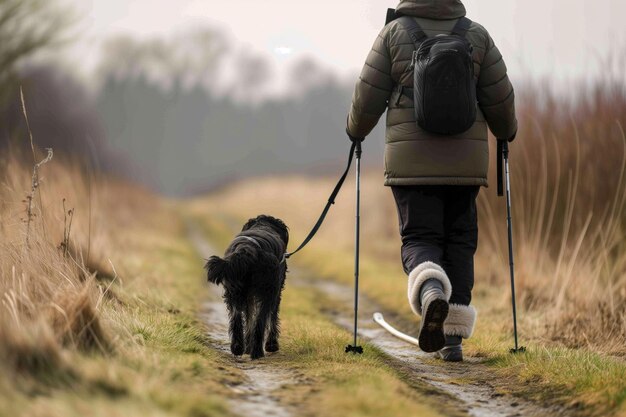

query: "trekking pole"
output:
498 140 526 354
346 140 364 355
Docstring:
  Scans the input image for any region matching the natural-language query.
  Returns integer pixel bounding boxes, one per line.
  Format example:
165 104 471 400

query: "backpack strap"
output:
396 16 428 47
394 17 472 104
393 17 427 105
451 17 472 38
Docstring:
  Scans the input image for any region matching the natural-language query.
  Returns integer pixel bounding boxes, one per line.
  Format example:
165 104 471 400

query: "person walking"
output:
346 0 517 362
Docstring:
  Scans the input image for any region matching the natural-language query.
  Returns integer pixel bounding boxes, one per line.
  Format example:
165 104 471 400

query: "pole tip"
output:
509 346 527 354
345 345 364 354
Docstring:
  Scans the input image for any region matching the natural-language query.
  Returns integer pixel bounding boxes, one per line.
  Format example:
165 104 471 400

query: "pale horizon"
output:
57 0 626 97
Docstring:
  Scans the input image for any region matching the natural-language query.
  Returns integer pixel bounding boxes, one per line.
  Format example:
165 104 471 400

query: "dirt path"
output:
187 222 569 417
305 280 567 417
188 224 300 417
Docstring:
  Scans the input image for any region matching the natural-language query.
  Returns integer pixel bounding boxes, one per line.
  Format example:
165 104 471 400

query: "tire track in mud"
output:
304 279 568 417
188 223 299 417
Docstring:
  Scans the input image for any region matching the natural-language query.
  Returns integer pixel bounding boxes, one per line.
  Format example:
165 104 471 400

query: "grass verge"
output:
190 201 626 417
190 212 461 417
0 151 241 417
1 209 241 417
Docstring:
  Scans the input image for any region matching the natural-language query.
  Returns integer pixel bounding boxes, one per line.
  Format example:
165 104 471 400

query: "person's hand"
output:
505 129 517 143
346 128 365 143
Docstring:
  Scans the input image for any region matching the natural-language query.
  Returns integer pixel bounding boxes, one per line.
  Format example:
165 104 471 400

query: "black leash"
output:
283 141 358 262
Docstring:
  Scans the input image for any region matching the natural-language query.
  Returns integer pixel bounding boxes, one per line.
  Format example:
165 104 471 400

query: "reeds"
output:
479 81 626 353
0 147 111 376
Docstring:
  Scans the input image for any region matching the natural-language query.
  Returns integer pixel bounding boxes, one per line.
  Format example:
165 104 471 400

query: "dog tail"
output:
205 255 229 286
205 253 254 291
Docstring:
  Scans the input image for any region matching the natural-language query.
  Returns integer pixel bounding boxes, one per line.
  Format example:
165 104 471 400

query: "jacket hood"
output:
396 0 466 20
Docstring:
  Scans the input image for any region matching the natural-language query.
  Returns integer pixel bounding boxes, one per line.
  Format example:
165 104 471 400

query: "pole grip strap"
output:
497 140 504 197
284 141 358 260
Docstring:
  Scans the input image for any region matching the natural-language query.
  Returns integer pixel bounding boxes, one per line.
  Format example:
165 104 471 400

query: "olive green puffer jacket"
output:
347 0 517 187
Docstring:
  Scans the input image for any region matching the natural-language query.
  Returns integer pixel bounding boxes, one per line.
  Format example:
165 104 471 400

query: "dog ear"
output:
278 221 289 245
271 218 289 244
205 256 227 285
242 217 258 232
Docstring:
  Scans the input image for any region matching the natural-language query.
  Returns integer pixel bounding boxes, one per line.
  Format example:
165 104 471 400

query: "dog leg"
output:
227 305 244 356
265 291 282 353
250 302 272 360
244 299 255 355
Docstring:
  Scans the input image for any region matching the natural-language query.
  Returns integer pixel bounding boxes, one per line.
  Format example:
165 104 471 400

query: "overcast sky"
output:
63 0 626 92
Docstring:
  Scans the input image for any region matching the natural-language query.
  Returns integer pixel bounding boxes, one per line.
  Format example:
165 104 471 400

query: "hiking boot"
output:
417 279 449 353
434 335 463 362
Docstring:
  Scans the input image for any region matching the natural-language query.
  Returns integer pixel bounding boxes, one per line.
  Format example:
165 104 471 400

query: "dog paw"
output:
230 342 244 356
250 349 265 360
265 340 279 352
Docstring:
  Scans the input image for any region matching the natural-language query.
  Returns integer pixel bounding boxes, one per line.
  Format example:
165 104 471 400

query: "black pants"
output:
391 185 479 306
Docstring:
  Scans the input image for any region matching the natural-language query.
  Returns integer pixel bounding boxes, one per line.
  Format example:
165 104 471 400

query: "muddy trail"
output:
188 224 302 417
188 222 570 417
304 280 568 417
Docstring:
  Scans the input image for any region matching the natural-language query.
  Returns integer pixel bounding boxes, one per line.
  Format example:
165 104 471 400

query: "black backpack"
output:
396 16 477 135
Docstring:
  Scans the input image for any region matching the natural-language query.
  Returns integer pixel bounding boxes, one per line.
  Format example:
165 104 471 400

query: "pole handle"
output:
497 140 504 196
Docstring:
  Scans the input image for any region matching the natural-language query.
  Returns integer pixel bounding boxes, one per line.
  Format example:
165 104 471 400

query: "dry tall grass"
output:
0 145 160 377
192 81 626 354
479 82 626 352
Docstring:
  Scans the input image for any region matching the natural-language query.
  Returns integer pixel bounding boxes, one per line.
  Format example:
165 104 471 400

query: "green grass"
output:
194 207 626 417
300 246 626 416
0 210 239 417
278 284 453 417
5 193 624 417
191 212 457 417
300 244 626 416
488 346 626 414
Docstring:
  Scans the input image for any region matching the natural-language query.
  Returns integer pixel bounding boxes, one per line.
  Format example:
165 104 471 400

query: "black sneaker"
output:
434 336 463 362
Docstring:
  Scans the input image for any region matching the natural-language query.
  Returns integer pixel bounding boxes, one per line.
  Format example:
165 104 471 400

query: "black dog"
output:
205 215 289 359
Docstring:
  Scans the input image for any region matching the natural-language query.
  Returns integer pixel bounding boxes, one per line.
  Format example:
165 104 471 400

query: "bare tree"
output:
97 28 229 90
0 0 72 107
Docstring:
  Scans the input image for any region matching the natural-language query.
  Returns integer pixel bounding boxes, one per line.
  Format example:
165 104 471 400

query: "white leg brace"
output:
407 262 452 316
444 304 477 339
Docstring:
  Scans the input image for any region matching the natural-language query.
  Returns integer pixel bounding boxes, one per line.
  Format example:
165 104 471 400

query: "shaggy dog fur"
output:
205 215 289 360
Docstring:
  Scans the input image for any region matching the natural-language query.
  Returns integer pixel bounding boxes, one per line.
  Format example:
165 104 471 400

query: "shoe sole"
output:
418 299 449 353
